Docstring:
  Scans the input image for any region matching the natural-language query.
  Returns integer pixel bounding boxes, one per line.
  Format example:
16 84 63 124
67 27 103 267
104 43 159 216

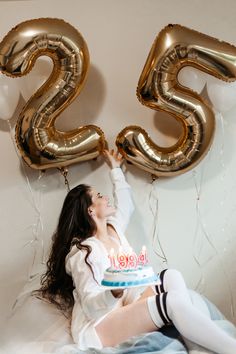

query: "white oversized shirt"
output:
65 168 139 350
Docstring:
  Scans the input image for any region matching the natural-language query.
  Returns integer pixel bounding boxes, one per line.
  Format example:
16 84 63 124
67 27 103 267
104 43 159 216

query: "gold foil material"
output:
0 18 106 169
116 24 236 177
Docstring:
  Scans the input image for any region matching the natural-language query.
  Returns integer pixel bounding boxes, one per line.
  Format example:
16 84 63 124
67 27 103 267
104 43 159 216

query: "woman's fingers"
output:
102 149 124 168
103 149 117 158
115 150 119 159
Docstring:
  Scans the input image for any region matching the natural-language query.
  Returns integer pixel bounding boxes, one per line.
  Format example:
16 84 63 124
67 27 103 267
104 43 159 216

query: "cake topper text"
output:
108 246 148 270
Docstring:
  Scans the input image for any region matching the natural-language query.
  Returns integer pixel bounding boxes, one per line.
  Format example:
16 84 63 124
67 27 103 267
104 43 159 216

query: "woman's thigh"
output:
95 298 157 347
137 286 155 301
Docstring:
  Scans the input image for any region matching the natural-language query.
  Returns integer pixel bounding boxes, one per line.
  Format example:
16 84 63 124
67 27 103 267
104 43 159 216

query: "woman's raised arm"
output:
103 149 135 232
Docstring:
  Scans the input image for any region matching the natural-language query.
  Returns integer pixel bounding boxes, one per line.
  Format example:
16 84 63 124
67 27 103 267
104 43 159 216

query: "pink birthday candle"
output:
117 246 128 269
108 248 117 269
127 247 138 269
138 245 148 265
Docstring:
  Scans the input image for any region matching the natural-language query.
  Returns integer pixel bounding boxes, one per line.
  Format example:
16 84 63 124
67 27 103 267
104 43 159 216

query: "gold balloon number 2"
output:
116 24 236 177
0 18 106 170
1 21 236 176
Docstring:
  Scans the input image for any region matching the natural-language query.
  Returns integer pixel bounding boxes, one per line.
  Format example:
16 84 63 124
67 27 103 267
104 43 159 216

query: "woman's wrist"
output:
110 160 122 169
111 166 121 170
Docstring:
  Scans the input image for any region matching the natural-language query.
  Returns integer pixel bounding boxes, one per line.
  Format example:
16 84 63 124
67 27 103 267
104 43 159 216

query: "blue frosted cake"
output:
101 264 158 287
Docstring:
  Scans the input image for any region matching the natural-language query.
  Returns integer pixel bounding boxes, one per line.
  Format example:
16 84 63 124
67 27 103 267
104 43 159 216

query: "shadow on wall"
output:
0 63 106 130
55 64 106 130
0 93 25 133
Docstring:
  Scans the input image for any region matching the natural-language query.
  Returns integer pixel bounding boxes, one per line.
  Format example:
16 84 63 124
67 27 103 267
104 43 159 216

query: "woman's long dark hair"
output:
36 184 97 313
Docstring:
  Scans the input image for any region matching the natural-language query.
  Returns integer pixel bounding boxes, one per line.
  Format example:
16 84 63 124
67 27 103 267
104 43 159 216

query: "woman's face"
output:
89 189 116 219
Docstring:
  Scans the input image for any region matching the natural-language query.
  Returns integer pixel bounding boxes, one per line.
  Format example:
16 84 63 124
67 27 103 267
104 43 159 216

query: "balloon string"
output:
192 169 217 261
192 113 235 319
195 201 235 318
6 120 45 311
192 126 222 293
192 167 208 294
217 112 235 318
218 112 236 244
148 176 168 267
6 120 42 216
58 167 70 192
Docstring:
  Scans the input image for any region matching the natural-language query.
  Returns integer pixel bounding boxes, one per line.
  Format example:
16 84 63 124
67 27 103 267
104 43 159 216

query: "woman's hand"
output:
103 149 123 169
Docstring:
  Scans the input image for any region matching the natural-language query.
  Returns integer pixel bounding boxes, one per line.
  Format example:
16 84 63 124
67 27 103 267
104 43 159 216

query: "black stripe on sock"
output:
155 283 161 295
155 295 168 325
160 269 168 293
162 292 172 323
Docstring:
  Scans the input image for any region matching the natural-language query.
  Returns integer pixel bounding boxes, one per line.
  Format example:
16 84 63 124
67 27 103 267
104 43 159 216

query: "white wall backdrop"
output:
1 0 236 350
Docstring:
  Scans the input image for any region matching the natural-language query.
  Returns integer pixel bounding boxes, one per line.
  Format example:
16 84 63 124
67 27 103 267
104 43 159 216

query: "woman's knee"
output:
167 290 191 316
165 269 184 280
162 269 187 292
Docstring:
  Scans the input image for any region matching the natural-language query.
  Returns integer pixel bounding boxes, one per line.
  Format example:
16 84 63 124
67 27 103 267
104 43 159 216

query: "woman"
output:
39 149 236 353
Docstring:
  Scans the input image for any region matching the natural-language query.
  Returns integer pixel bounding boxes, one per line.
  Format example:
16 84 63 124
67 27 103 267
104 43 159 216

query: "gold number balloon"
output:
116 24 236 177
0 18 106 170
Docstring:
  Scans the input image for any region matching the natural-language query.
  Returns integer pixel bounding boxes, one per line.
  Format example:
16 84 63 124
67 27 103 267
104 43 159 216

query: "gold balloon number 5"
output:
0 18 106 170
116 24 236 177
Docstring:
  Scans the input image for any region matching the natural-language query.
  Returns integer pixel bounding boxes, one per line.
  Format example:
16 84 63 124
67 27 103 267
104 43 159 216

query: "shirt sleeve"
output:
108 167 135 232
68 244 119 321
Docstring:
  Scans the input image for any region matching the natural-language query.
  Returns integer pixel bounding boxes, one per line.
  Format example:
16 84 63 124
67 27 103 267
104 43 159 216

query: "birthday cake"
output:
101 246 158 288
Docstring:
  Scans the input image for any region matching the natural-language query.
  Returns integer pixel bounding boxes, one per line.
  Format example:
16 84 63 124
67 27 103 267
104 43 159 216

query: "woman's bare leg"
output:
95 298 156 347
138 286 155 300
96 270 236 353
96 270 192 347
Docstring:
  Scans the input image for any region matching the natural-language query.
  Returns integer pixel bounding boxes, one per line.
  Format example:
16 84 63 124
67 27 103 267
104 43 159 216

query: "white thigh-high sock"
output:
155 268 189 294
156 269 211 318
148 269 236 354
